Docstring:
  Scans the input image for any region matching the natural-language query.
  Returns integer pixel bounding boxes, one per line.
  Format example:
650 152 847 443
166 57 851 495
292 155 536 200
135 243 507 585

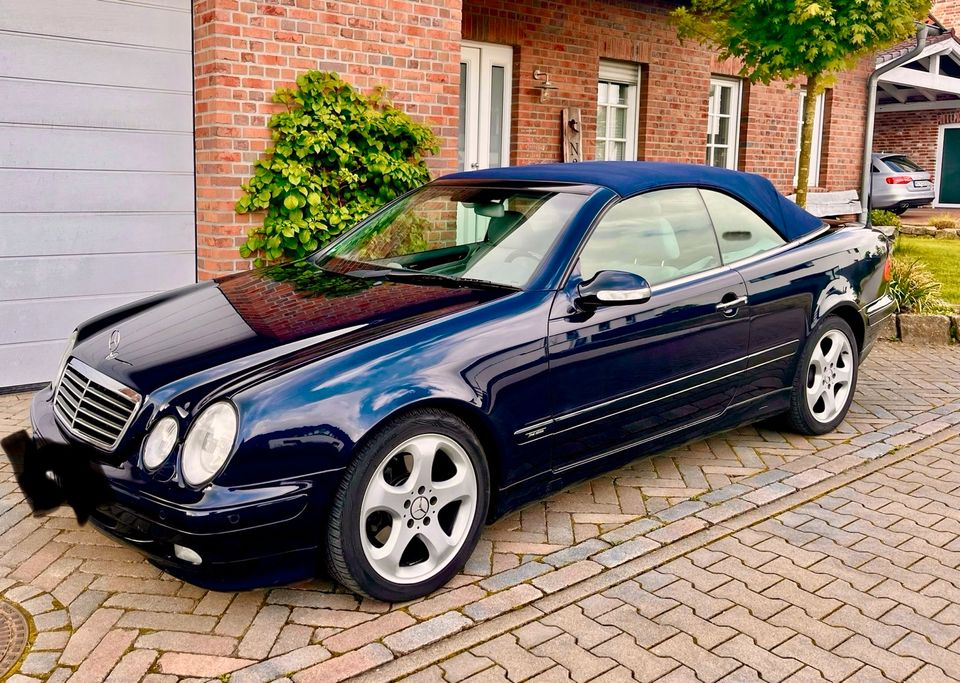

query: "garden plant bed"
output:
896 234 960 304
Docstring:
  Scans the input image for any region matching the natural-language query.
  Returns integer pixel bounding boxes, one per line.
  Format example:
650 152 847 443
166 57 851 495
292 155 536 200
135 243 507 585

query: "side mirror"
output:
576 270 652 308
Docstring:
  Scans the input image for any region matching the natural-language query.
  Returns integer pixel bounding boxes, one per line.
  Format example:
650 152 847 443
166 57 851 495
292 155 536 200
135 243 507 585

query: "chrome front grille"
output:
54 359 141 451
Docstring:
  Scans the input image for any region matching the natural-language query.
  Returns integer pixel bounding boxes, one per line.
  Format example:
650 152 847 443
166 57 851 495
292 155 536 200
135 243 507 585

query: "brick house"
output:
872 4 960 208
194 0 872 278
1 0 872 386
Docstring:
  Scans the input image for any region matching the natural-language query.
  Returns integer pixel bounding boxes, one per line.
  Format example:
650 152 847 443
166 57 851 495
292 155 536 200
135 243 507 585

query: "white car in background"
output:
871 153 935 215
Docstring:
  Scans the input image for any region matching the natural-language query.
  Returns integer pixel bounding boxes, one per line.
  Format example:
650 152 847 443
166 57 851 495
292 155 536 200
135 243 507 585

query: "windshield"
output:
314 185 589 288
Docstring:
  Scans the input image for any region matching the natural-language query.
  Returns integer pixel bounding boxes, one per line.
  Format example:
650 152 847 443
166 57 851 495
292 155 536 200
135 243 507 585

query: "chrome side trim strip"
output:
554 339 798 425
548 353 794 438
521 350 795 445
554 387 789 474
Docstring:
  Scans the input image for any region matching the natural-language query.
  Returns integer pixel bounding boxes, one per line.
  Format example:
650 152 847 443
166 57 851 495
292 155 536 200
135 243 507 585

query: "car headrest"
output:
637 217 680 261
485 210 526 244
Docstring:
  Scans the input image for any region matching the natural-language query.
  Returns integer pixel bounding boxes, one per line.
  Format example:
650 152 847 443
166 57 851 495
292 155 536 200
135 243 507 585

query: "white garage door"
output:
0 0 196 388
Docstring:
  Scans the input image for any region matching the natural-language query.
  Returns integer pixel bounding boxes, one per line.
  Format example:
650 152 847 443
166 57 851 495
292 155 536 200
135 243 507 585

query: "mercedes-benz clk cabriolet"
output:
4 162 895 601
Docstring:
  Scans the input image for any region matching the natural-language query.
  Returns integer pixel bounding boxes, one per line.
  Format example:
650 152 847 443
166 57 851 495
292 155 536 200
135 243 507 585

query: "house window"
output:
705 77 742 169
795 89 825 187
597 60 640 161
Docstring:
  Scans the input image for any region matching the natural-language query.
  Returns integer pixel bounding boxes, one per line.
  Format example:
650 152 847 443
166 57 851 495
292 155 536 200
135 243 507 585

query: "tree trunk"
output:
795 71 823 209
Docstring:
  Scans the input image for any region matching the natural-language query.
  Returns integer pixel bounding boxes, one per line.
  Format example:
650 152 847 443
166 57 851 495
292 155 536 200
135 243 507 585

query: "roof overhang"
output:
877 35 960 112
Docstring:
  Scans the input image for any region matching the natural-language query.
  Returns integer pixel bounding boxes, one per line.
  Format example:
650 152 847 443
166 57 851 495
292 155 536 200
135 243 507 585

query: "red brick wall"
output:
192 0 463 278
462 0 870 194
934 0 960 30
194 0 871 278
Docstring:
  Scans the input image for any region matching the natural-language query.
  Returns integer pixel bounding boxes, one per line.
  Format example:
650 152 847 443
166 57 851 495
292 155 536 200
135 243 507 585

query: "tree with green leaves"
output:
674 0 929 207
237 71 437 266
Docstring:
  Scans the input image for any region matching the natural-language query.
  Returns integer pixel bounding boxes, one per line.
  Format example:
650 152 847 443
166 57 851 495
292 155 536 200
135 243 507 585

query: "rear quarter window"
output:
700 189 786 264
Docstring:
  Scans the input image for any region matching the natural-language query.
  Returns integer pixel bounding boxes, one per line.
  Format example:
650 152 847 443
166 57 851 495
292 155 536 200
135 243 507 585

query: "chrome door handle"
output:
716 295 748 311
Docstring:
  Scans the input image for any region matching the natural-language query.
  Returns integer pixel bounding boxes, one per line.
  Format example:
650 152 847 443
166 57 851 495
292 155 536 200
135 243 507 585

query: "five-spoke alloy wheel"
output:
788 316 859 435
326 409 489 601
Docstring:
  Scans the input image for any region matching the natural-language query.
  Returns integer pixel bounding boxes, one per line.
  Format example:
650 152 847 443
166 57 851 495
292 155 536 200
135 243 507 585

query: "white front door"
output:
458 42 512 172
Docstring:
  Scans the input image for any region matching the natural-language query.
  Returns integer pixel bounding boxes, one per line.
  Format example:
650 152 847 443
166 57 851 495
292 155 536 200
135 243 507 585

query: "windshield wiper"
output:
344 268 519 291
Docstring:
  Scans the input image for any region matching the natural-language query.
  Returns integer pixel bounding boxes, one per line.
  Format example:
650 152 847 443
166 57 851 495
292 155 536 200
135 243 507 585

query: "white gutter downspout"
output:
859 24 930 224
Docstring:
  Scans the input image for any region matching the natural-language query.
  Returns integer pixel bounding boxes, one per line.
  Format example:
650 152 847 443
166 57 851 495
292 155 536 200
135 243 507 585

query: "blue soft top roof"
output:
441 161 824 241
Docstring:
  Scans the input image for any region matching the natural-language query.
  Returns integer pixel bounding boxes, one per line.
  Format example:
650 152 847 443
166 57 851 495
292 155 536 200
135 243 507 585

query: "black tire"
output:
787 316 859 435
325 408 490 601
892 204 909 216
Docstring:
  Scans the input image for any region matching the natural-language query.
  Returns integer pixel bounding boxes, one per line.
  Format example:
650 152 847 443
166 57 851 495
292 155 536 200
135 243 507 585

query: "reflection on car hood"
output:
70 262 509 396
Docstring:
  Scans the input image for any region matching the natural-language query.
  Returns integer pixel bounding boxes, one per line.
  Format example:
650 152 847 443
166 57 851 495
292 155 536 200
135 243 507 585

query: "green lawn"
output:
896 235 960 304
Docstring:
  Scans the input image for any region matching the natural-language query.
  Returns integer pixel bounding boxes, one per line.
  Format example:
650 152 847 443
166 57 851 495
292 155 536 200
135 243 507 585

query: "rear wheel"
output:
326 409 489 601
787 317 859 435
892 203 909 216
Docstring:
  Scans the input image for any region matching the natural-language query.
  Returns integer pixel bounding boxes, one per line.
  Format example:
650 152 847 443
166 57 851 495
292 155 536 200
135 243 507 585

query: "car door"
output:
545 188 751 474
699 189 807 404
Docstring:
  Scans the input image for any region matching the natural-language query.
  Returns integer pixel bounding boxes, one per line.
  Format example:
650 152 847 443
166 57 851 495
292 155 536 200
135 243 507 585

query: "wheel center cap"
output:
411 496 429 520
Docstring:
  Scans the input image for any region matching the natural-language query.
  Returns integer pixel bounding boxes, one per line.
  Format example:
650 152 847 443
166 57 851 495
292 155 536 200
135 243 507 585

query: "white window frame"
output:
596 60 640 161
705 77 742 170
794 89 825 187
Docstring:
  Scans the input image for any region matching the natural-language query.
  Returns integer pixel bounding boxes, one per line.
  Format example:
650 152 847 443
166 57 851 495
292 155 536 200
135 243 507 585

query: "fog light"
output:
174 544 202 565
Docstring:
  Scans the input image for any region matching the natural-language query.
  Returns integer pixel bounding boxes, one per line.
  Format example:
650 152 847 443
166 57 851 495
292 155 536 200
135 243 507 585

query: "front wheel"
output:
787 317 859 435
326 409 490 601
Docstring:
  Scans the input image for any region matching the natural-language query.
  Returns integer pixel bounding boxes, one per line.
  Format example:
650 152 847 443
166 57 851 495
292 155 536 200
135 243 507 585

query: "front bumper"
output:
6 388 343 590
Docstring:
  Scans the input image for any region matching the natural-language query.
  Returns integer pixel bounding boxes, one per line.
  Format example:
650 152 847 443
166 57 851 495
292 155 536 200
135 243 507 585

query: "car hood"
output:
70 262 511 398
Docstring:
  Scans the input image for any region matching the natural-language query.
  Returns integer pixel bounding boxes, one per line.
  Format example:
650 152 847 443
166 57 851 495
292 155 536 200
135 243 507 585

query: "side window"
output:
701 190 786 263
578 188 722 286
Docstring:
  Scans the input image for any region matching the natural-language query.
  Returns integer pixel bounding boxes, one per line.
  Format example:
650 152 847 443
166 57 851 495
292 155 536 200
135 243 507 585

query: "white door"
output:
458 42 512 172
0 0 197 388
457 42 512 243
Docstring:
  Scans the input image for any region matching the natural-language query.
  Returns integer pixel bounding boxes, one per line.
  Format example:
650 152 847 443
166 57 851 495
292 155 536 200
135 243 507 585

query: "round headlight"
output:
142 416 179 471
181 402 238 487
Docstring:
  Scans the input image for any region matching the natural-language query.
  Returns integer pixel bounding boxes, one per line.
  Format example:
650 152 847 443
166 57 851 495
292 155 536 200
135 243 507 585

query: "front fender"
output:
223 291 553 488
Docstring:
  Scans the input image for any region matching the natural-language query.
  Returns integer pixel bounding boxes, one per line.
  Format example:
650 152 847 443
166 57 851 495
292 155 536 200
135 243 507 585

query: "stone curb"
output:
352 423 960 683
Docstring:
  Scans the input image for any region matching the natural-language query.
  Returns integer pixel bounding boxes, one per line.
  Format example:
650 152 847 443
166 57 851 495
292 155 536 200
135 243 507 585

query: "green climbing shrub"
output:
236 71 438 266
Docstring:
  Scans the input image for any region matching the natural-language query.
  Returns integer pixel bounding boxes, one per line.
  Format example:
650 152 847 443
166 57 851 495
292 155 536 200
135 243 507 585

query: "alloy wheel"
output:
805 329 853 424
359 434 478 584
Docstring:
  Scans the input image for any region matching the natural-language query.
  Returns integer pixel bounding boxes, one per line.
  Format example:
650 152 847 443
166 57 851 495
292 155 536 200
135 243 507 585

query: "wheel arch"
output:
352 396 508 515
818 302 865 353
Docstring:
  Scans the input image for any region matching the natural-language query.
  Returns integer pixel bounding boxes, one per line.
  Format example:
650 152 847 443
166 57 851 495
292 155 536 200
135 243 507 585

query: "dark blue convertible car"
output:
8 162 895 600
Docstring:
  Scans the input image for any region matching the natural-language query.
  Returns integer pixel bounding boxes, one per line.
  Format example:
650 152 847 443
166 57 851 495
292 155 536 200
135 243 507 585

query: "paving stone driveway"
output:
1 342 960 682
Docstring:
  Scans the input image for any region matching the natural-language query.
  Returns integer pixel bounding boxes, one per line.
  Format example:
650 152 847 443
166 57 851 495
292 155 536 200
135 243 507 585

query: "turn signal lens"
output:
142 416 179 471
883 255 893 282
885 176 912 185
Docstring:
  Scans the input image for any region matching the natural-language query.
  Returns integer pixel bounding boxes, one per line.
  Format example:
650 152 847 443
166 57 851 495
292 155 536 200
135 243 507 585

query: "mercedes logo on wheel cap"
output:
410 496 429 520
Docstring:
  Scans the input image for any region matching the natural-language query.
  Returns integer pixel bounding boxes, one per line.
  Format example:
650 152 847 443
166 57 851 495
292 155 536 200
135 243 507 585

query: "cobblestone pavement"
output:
1 342 959 682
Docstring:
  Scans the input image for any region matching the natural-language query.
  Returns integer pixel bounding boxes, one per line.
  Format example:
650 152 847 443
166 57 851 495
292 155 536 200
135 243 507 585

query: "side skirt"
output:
490 387 792 518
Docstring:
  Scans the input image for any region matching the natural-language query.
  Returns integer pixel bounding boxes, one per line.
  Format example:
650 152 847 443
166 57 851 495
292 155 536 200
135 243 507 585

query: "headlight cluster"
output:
141 402 238 487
